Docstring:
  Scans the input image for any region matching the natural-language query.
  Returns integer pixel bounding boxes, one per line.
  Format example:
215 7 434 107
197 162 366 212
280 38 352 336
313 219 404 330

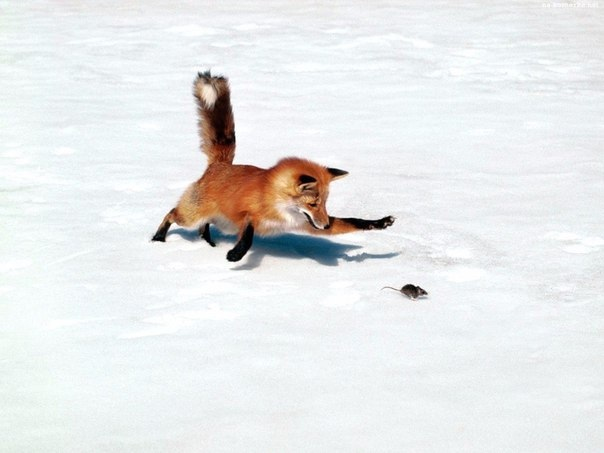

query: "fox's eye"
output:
309 202 318 208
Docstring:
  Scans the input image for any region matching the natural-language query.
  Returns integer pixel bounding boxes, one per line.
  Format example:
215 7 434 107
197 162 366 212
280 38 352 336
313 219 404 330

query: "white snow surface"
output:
2 1 604 452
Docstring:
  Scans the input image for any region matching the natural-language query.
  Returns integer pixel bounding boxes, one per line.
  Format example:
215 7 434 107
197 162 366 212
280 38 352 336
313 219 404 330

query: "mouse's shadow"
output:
170 227 399 270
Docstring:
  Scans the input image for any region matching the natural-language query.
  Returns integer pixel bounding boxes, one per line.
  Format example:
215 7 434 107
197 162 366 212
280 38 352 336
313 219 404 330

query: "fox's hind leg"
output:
199 223 216 247
152 208 176 242
153 182 214 243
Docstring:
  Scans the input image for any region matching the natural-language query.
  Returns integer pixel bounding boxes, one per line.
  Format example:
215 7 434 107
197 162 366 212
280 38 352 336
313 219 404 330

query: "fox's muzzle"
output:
303 212 330 230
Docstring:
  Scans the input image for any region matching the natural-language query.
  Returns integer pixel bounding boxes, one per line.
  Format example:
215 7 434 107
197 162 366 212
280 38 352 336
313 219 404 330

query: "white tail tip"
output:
200 83 217 109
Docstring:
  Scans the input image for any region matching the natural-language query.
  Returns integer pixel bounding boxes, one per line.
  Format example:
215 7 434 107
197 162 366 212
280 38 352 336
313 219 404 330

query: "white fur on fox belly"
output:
202 205 306 236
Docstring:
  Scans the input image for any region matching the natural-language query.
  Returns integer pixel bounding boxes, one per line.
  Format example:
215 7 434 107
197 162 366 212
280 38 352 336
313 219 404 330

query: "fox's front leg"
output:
226 223 254 262
333 216 395 232
312 215 395 235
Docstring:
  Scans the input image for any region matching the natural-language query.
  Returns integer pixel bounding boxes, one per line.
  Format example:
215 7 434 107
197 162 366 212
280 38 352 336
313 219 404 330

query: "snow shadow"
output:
169 227 399 270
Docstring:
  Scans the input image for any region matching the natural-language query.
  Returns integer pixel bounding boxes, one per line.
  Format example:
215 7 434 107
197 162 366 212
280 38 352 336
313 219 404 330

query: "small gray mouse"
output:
382 284 428 300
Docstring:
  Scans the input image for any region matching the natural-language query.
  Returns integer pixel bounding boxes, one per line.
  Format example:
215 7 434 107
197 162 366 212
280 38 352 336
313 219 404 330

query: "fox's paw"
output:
200 224 216 247
151 233 166 242
371 216 395 230
226 249 245 262
340 216 396 231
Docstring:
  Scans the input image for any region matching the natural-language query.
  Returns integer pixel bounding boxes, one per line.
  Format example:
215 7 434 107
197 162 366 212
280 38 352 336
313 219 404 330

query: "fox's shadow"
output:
169 227 399 270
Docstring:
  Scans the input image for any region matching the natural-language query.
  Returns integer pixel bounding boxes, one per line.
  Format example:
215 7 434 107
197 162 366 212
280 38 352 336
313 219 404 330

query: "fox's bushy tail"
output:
193 71 236 165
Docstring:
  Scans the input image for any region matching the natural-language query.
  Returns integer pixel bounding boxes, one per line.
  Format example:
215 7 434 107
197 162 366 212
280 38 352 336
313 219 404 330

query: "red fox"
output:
152 72 395 262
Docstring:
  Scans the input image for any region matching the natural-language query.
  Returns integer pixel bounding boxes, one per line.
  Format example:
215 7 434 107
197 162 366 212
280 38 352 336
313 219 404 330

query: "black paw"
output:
371 216 395 230
226 224 254 262
202 234 216 247
226 249 244 262
200 225 216 247
151 234 166 242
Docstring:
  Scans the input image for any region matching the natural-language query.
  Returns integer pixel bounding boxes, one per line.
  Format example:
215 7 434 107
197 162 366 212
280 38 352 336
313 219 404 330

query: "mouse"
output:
381 284 428 300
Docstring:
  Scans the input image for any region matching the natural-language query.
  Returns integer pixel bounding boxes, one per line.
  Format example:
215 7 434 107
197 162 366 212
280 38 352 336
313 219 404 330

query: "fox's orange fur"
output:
152 72 394 262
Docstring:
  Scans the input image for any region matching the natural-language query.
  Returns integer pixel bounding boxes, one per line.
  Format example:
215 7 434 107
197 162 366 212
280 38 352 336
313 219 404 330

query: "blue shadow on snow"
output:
168 227 399 270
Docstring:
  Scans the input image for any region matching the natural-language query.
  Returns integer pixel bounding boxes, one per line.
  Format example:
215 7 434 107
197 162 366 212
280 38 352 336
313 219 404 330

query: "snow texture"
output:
1 1 603 452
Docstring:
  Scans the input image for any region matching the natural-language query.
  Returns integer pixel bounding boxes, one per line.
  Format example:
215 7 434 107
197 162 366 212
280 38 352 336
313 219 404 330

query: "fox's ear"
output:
298 174 317 193
327 167 348 180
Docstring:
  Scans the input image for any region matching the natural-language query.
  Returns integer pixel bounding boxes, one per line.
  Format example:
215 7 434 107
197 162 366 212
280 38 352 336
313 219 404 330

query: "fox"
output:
152 71 395 262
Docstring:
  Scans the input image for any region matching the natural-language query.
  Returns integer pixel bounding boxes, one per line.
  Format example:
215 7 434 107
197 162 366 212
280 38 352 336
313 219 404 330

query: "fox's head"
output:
272 158 348 230
295 168 348 230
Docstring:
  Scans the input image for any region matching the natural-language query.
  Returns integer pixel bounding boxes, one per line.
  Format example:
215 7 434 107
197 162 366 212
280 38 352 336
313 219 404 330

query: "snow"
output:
1 0 603 451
